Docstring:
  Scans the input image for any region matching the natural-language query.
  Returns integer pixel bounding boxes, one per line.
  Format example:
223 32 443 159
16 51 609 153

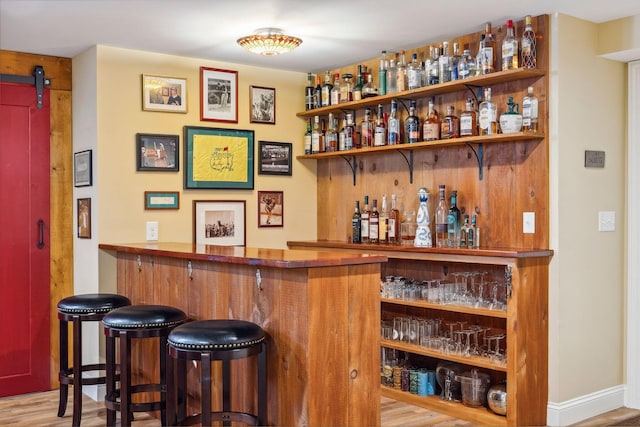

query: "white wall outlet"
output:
523 212 535 234
598 211 616 232
146 221 159 241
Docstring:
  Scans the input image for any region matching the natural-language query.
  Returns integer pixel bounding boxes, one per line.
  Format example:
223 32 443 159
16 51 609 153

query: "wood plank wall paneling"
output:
0 50 73 390
315 15 549 251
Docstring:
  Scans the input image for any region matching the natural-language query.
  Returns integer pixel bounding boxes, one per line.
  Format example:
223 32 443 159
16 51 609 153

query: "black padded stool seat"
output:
57 293 131 426
166 320 267 427
103 304 187 427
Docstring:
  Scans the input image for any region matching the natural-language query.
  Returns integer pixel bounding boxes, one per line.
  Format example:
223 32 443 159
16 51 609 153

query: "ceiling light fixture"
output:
237 28 302 56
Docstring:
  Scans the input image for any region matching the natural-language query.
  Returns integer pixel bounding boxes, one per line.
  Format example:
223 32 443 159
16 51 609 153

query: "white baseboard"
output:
547 385 626 426
82 384 106 402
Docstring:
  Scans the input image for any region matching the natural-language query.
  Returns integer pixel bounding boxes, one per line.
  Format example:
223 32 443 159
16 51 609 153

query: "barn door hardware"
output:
0 65 50 109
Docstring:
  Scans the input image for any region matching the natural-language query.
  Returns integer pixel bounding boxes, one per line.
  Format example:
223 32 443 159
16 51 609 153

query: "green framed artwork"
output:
184 126 254 189
144 191 180 210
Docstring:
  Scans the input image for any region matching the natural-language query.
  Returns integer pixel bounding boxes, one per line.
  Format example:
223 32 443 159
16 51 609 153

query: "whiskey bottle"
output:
321 70 333 107
352 200 362 244
447 190 461 248
340 73 353 104
325 113 338 152
522 86 539 132
304 117 312 155
369 199 380 244
435 185 448 248
479 88 497 135
423 98 440 141
460 98 478 136
338 117 346 151
438 41 451 83
404 100 421 144
362 72 378 98
388 194 401 244
361 195 370 243
311 115 322 154
501 19 518 71
521 15 537 69
360 107 374 148
379 195 389 244
387 100 401 145
379 51 388 96
305 72 315 110
407 53 422 90
374 104 387 147
396 50 408 92
480 22 496 74
441 105 459 139
344 113 355 150
331 73 341 105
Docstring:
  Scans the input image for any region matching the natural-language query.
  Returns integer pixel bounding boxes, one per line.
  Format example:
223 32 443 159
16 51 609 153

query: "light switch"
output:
523 212 535 234
146 221 159 241
598 211 615 232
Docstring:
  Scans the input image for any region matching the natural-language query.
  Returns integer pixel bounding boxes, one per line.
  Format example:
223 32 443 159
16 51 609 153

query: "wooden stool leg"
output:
57 318 69 418
72 315 82 427
159 336 168 426
222 359 231 427
105 332 116 427
177 357 187 421
258 342 268 426
120 331 131 427
166 348 176 426
202 353 212 427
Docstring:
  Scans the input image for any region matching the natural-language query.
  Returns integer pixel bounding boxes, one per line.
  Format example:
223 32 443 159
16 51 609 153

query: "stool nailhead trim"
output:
59 307 115 314
103 320 185 329
168 336 265 350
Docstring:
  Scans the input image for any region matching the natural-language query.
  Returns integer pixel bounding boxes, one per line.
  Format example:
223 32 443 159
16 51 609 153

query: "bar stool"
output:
57 293 131 426
102 304 187 427
166 319 267 426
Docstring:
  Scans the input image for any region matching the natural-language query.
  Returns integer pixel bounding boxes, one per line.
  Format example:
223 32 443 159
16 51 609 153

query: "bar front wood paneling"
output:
99 242 386 427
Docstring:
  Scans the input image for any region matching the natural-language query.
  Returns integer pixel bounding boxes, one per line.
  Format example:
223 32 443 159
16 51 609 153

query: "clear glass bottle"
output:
388 194 401 245
387 100 401 145
439 41 451 83
360 107 374 148
471 214 480 248
468 214 477 249
476 34 486 76
451 42 461 81
325 113 338 152
386 58 398 94
396 50 408 92
460 98 478 136
522 86 539 132
435 185 448 248
369 199 380 244
304 117 312 155
379 50 388 95
441 105 459 139
428 46 440 86
501 19 518 71
480 23 496 74
362 73 378 98
374 104 387 146
423 98 440 141
404 100 420 143
479 87 497 135
407 53 422 90
352 200 361 244
379 195 388 244
521 15 537 69
460 214 470 248
305 72 315 111
338 116 347 151
361 195 370 243
340 73 353 103
344 113 355 150
458 48 476 80
321 70 333 107
447 190 461 248
311 115 322 154
330 73 341 105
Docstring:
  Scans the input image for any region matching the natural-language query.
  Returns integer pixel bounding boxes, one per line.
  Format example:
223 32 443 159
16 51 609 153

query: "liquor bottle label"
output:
460 116 473 135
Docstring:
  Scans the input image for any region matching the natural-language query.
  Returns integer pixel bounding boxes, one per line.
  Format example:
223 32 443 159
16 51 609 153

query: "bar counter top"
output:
98 242 387 269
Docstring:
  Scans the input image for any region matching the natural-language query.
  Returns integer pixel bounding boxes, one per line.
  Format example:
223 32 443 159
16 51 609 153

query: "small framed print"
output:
74 150 93 187
144 191 180 210
200 67 238 123
258 191 283 228
142 74 187 113
77 198 91 239
258 141 292 176
136 133 179 171
193 200 246 246
250 85 275 124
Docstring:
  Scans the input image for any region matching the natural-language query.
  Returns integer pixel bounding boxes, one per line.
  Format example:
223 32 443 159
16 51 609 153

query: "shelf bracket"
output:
397 150 414 184
463 84 483 105
465 142 484 180
341 155 357 186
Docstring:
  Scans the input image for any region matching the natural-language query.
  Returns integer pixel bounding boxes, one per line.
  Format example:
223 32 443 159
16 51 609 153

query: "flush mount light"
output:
237 28 302 56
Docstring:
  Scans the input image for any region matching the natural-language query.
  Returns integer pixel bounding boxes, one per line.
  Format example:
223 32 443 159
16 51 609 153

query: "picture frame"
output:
258 141 292 176
136 133 179 171
200 67 238 123
258 191 283 228
193 200 246 246
77 198 91 239
250 85 276 124
74 149 93 187
141 74 187 113
144 191 180 210
184 126 254 189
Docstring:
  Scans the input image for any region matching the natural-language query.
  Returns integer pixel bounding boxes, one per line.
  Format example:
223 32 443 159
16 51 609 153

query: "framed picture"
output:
136 133 179 171
258 191 283 228
184 126 254 189
144 191 180 210
258 141 292 176
77 198 91 239
74 150 93 187
193 200 246 246
250 85 275 124
141 74 187 113
200 67 238 123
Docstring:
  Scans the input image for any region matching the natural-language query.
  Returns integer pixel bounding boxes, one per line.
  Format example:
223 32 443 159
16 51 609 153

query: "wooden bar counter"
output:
98 242 386 427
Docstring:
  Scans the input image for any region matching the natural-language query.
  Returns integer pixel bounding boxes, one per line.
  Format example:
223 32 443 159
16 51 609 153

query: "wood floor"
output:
1 388 639 426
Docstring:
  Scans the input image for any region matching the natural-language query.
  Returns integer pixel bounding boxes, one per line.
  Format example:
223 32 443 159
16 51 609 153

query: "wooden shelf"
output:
381 297 508 319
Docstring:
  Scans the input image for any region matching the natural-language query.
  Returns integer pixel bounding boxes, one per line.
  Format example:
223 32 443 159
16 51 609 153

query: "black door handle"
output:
37 219 44 249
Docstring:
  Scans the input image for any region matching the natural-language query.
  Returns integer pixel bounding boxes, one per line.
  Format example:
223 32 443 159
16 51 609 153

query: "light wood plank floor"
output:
1 389 639 426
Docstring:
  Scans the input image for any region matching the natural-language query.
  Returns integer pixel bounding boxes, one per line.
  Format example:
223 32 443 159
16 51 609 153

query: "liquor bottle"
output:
447 190 461 248
460 214 470 248
325 113 338 152
476 34 486 76
374 104 387 146
480 22 496 74
362 73 378 98
438 41 451 84
435 185 448 248
458 48 476 79
521 15 537 69
460 98 478 136
319 118 326 152
311 115 322 154
344 113 355 150
404 100 421 144
321 71 333 107
388 194 401 244
369 199 380 244
471 214 480 248
379 195 389 244
441 105 459 139
387 100 401 145
353 65 364 101
338 117 347 151
304 117 312 155
499 96 523 134
340 73 353 103
501 19 518 71
407 53 422 90
479 87 497 135
361 195 370 243
467 214 477 249
428 46 440 86
314 74 322 109
351 200 362 244
331 73 341 105
423 98 440 141
305 72 315 110
522 86 539 132
386 58 398 94
379 50 388 95
360 107 374 148
396 50 408 92
451 42 461 81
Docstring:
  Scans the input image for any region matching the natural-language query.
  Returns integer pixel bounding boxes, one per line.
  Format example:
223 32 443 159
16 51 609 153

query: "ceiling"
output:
2 0 640 74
